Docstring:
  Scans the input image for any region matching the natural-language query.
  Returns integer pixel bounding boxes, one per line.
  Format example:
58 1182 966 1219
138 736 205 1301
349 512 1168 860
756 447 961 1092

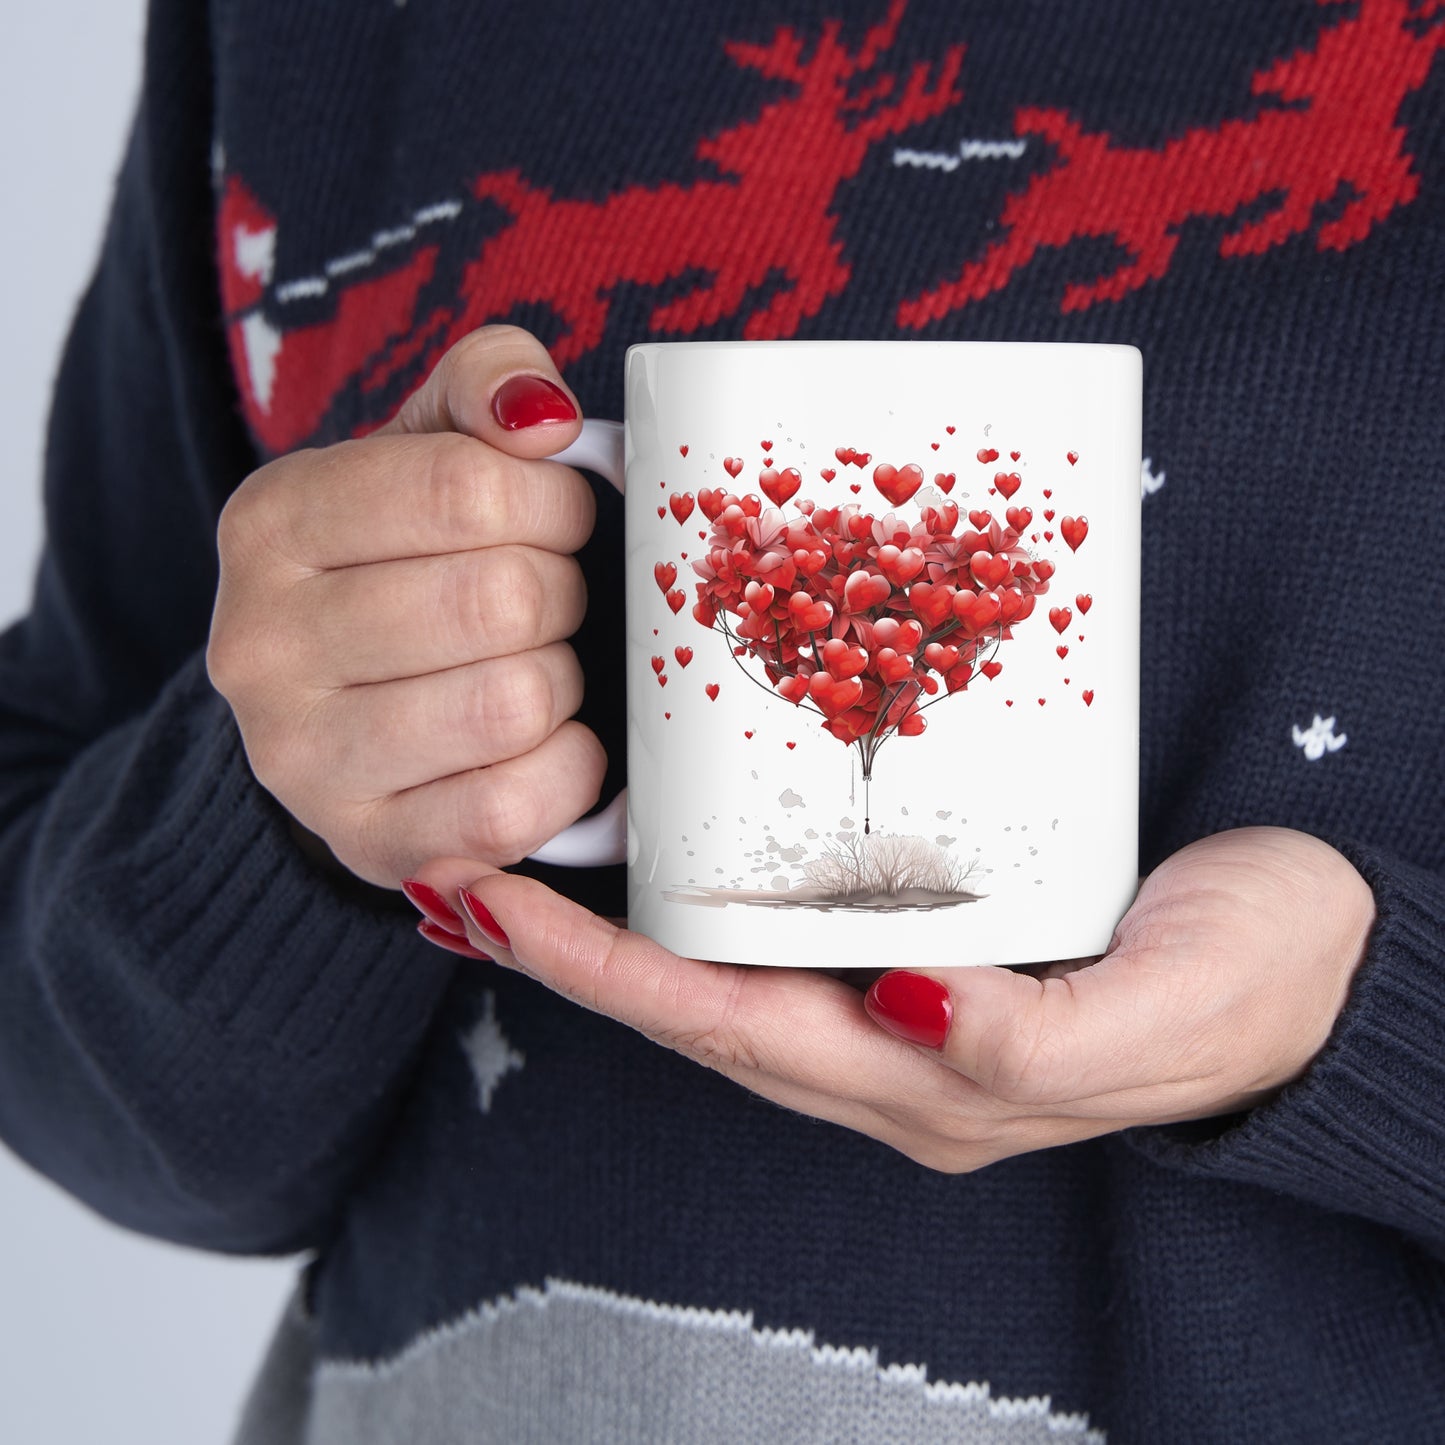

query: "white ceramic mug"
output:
536 340 1141 968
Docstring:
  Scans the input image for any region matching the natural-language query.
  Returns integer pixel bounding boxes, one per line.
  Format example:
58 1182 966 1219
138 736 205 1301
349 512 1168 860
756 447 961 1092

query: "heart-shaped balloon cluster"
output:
688 475 1052 775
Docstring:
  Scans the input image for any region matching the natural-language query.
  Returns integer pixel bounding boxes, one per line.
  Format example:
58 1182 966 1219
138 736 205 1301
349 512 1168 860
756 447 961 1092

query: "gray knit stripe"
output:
234 1279 1105 1444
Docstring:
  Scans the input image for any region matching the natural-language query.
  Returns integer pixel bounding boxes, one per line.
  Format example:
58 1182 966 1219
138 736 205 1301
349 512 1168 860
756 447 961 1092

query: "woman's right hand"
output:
206 325 605 888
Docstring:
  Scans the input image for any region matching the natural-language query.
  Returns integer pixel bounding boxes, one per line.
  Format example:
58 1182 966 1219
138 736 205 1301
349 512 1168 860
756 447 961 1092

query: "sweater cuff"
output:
64 652 451 1066
1124 842 1445 1248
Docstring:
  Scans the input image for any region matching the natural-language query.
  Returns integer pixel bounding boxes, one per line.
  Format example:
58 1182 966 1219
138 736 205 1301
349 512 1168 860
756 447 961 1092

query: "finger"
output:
377 324 583 459
304 642 584 797
864 954 1191 1112
293 546 587 683
235 437 596 571
450 871 960 1111
370 720 608 873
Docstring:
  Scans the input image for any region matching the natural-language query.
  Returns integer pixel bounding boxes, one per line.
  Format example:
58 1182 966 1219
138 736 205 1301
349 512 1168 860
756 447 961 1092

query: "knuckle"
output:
653 970 760 1075
478 655 556 756
206 591 308 703
984 1010 1069 1106
672 1025 761 1076
425 433 508 538
461 548 544 655
241 724 296 799
461 768 548 865
216 452 312 570
559 721 608 810
349 796 407 883
452 323 538 364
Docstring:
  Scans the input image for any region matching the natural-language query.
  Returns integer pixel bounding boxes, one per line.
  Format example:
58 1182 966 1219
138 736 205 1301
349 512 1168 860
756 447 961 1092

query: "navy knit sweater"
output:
2 0 1444 1440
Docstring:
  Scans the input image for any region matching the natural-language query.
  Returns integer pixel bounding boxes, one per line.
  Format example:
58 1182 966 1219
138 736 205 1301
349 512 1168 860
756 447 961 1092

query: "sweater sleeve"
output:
1125 842 1445 1256
0 0 453 1255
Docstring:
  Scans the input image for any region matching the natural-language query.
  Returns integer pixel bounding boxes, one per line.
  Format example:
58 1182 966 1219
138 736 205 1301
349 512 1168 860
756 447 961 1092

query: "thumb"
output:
864 956 1166 1108
378 323 583 458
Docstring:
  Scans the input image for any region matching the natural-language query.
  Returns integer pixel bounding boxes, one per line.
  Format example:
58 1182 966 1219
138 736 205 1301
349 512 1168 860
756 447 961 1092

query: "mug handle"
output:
526 419 628 868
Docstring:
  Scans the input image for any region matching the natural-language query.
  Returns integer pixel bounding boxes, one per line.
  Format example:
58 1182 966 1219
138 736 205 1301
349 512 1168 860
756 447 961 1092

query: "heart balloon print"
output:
678 462 1054 792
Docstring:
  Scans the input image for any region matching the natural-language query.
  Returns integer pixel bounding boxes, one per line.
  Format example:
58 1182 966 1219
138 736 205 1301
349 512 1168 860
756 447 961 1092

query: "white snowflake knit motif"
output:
459 991 525 1113
1292 714 1347 760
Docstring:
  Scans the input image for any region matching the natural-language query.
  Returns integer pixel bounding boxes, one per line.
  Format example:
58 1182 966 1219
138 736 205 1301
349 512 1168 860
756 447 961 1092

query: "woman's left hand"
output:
407 827 1376 1171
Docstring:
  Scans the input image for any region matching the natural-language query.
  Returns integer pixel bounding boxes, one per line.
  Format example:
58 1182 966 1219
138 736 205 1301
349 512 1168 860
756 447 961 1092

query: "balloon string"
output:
865 773 871 835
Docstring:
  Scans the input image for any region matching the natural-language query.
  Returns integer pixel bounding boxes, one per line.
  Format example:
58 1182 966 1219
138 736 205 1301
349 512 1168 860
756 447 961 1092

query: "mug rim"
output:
626 338 1142 361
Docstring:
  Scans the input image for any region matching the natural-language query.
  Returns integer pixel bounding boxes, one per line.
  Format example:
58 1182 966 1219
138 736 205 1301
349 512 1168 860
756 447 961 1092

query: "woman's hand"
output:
207 326 605 888
409 827 1376 1170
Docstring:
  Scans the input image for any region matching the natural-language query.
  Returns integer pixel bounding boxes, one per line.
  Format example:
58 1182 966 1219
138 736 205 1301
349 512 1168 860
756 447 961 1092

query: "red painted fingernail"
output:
491 374 577 430
401 879 466 936
417 919 493 961
864 971 953 1050
458 888 511 950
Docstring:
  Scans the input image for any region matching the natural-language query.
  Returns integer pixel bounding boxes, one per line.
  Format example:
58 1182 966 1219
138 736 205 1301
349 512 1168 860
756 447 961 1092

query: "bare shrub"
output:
801 833 978 900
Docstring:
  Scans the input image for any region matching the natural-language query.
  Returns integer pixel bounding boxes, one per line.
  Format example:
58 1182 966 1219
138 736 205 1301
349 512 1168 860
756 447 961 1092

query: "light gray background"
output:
0 7 296 1443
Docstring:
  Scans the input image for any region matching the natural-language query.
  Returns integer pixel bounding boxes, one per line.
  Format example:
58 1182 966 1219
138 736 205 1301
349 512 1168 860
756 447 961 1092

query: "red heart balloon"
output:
908 582 955 631
744 580 776 613
674 646 693 668
651 655 665 674
923 641 960 672
843 570 891 613
875 647 915 684
760 467 802 507
654 561 677 594
788 591 834 631
1049 606 1073 634
670 492 695 524
872 462 924 507
1061 515 1089 552
822 638 869 680
666 589 687 614
1076 593 1093 613
935 472 957 494
977 447 999 464
877 544 926 586
994 471 1023 499
953 589 1002 632
808 672 864 717
970 552 1011 590
723 457 744 478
